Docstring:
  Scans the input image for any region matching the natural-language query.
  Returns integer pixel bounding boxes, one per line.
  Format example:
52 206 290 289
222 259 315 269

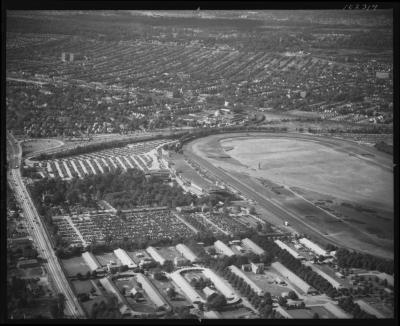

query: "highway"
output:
7 132 86 319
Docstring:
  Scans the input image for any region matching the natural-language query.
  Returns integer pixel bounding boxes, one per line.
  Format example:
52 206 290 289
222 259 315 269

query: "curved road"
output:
7 132 86 318
185 132 393 258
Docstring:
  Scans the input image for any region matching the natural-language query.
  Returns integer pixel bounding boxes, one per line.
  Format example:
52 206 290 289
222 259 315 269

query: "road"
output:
184 133 392 256
7 132 86 318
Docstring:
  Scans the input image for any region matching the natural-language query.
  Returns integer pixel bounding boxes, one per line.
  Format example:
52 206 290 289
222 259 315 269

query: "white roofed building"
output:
146 246 166 265
299 238 328 257
114 248 137 269
304 262 343 289
169 271 205 303
82 251 101 272
241 238 265 255
272 262 315 295
214 240 235 257
202 268 238 302
229 265 264 296
274 240 305 260
136 273 169 309
176 243 198 263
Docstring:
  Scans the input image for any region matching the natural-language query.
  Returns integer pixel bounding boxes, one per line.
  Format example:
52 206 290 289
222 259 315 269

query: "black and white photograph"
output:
2 1 398 323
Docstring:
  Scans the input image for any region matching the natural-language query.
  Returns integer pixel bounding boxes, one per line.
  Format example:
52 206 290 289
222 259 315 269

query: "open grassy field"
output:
288 306 337 319
61 256 91 277
187 133 393 259
221 137 392 210
21 138 64 156
95 253 121 266
71 279 95 295
244 269 294 297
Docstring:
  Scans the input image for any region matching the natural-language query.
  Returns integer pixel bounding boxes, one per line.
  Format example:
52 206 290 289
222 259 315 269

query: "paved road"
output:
7 132 86 319
184 133 392 256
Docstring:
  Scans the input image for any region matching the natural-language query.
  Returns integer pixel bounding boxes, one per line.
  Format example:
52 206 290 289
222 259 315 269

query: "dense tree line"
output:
374 141 392 155
89 295 122 319
335 248 393 275
7 277 36 316
29 168 198 211
21 166 42 179
338 296 377 319
221 267 280 318
307 125 392 135
175 125 289 151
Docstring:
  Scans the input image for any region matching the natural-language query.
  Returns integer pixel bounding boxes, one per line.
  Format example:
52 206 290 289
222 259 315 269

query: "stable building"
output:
176 243 198 263
241 238 265 255
229 265 265 296
82 251 102 272
114 248 137 269
146 246 167 265
17 259 39 269
274 240 305 260
272 262 315 295
214 240 235 257
299 238 328 257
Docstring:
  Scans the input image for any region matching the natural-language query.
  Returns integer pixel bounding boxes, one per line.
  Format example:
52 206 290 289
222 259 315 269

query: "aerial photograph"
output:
4 5 396 322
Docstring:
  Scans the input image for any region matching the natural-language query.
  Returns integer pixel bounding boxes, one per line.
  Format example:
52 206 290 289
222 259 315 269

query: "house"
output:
251 262 264 274
107 260 120 273
174 256 189 267
17 259 39 269
241 264 252 272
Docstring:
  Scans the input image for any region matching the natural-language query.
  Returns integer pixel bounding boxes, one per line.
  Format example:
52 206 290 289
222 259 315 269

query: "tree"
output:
313 312 320 319
162 260 174 273
154 271 167 281
287 291 298 300
264 292 272 305
119 265 128 273
278 296 287 307
166 287 177 300
206 293 227 310
49 302 61 318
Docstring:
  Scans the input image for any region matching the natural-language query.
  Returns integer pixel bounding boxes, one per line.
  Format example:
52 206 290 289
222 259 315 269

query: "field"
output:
22 139 64 156
95 253 120 266
187 133 393 259
220 137 392 210
287 306 337 319
243 269 294 297
71 279 96 294
114 277 157 313
61 256 91 277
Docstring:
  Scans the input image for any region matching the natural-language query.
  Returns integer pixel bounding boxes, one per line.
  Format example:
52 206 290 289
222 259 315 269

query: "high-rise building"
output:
69 53 74 62
61 52 66 62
